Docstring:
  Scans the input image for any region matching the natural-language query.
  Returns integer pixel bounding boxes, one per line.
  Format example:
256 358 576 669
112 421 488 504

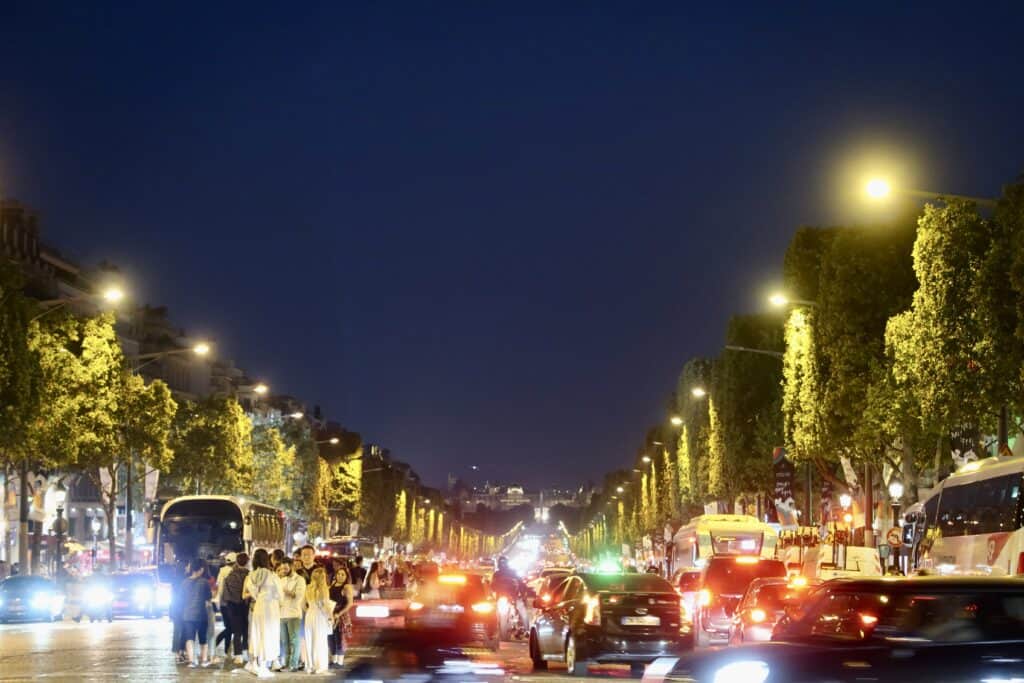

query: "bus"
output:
156 495 292 585
671 514 779 570
919 455 1024 576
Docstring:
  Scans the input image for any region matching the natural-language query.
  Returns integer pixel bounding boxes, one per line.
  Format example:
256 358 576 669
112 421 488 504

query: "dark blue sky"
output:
2 3 1023 488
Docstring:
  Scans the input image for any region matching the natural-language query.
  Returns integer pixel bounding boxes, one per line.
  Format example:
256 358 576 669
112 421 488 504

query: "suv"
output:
693 556 786 647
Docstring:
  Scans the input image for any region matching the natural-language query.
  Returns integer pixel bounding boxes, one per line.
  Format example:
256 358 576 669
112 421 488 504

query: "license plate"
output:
622 615 661 626
356 604 390 618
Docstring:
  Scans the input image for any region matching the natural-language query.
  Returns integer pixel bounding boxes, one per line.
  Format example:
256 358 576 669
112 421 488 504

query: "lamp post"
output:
54 482 67 581
888 481 904 529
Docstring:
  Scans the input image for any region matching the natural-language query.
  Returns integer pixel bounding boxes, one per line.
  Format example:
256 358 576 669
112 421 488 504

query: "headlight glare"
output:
713 660 770 683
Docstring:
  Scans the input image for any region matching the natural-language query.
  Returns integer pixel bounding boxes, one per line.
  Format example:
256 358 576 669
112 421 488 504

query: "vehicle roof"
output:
1 575 53 586
941 454 1024 488
825 576 1024 592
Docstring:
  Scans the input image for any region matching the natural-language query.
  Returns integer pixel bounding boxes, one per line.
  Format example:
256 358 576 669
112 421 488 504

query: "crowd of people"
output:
168 544 385 677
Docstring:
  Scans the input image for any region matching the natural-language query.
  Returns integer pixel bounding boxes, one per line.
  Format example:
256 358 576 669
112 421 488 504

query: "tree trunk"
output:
124 454 133 570
901 436 918 503
18 459 29 573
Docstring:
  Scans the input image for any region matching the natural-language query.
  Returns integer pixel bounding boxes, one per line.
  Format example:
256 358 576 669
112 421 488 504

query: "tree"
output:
673 358 711 512
251 425 295 508
168 396 254 495
279 418 324 526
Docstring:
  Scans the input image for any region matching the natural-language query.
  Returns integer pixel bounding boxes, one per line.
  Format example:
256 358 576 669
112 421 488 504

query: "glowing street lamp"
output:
768 292 817 309
287 411 305 419
865 177 892 199
669 415 683 427
690 387 707 399
641 455 652 464
192 341 211 356
839 493 852 509
253 383 269 396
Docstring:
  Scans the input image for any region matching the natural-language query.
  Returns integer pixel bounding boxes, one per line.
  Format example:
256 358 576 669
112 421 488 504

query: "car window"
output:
704 560 786 595
678 572 702 592
577 573 675 593
549 577 571 604
561 577 582 602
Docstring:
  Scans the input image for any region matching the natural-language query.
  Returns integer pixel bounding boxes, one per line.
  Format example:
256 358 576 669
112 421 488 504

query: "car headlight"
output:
133 587 152 606
156 585 171 607
50 594 65 614
713 660 770 683
31 592 53 610
86 589 113 608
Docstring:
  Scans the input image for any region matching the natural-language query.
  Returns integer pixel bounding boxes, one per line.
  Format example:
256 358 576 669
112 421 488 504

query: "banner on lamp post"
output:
772 447 798 528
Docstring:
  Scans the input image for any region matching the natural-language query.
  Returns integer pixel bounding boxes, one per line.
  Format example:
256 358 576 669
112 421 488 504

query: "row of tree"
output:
0 261 510 571
570 178 1024 557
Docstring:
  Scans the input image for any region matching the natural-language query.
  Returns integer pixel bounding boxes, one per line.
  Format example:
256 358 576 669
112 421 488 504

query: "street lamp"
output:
616 486 625 494
862 177 997 208
669 415 683 427
690 387 707 399
128 340 213 371
54 482 67 580
253 383 269 396
768 292 818 309
316 437 340 445
888 481 904 527
32 283 127 322
839 493 852 510
641 455 652 464
287 411 304 419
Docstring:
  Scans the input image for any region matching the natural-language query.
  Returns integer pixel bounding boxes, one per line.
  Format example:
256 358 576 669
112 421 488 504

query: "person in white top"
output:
243 548 282 678
302 566 334 675
274 558 306 672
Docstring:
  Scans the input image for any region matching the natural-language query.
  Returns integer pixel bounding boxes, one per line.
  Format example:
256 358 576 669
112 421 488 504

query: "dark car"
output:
664 577 1024 683
405 573 499 651
76 572 162 622
530 572 686 677
693 556 787 647
0 576 65 623
728 576 823 645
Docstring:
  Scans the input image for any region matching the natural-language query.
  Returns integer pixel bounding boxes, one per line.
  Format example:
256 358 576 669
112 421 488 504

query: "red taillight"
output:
859 613 878 626
541 593 551 604
749 608 767 623
1016 552 1024 576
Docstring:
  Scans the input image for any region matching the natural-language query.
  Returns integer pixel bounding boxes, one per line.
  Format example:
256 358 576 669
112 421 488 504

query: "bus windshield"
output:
158 499 244 581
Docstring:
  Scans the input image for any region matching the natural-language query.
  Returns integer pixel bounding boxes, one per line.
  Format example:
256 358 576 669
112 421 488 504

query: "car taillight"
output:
859 613 878 626
749 608 767 623
409 601 424 611
583 595 601 626
471 601 495 614
541 593 551 604
698 589 712 607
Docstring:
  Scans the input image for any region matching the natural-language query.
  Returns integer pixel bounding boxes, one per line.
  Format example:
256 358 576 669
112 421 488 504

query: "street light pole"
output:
54 482 67 581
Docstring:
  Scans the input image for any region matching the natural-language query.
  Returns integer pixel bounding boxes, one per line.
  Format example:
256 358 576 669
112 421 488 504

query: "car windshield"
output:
749 583 797 610
416 576 487 605
1 576 51 593
579 573 674 593
794 589 1024 643
705 559 786 595
678 572 702 591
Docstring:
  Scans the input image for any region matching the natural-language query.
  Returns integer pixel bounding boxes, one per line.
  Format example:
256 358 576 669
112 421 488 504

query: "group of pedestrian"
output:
169 544 356 677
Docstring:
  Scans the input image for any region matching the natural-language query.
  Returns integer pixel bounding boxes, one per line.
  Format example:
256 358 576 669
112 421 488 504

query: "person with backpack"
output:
220 552 250 665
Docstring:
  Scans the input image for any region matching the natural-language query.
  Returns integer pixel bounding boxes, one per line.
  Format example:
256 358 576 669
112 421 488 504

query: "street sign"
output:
886 527 902 547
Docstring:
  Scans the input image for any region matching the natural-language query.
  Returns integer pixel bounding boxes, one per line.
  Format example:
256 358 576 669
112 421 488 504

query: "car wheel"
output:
529 631 547 671
565 635 589 677
72 615 82 623
631 662 646 677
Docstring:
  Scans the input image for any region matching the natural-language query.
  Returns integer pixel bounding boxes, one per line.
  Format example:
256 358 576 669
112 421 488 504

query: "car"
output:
728 576 823 645
108 572 163 619
532 572 572 609
405 573 500 651
674 569 703 625
529 572 687 677
662 576 1024 683
692 555 787 647
0 576 65 623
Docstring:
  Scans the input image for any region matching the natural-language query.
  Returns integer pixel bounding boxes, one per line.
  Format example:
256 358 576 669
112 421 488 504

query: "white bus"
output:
672 514 779 570
919 455 1024 576
156 495 292 585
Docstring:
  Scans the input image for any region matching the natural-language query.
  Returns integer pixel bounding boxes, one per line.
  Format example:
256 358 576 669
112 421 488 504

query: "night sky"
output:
2 3 1023 489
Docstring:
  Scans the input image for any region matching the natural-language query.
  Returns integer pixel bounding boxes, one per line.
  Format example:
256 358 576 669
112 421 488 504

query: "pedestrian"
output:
349 556 366 597
170 561 189 664
293 545 318 584
221 551 250 665
244 548 282 677
275 557 305 672
182 558 214 668
214 552 237 656
362 561 383 599
271 548 286 571
302 567 334 674
328 565 355 668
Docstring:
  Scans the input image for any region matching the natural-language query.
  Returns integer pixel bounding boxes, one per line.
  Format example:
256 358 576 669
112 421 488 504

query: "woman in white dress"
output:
302 567 334 674
243 548 282 677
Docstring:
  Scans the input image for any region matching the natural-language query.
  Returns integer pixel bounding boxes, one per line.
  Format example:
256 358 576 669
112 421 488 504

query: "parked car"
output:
663 576 1024 682
530 572 686 677
692 555 787 647
728 576 823 644
0 576 65 623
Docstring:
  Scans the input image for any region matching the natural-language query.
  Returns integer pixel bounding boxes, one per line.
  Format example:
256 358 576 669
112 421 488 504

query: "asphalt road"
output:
0 618 645 682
